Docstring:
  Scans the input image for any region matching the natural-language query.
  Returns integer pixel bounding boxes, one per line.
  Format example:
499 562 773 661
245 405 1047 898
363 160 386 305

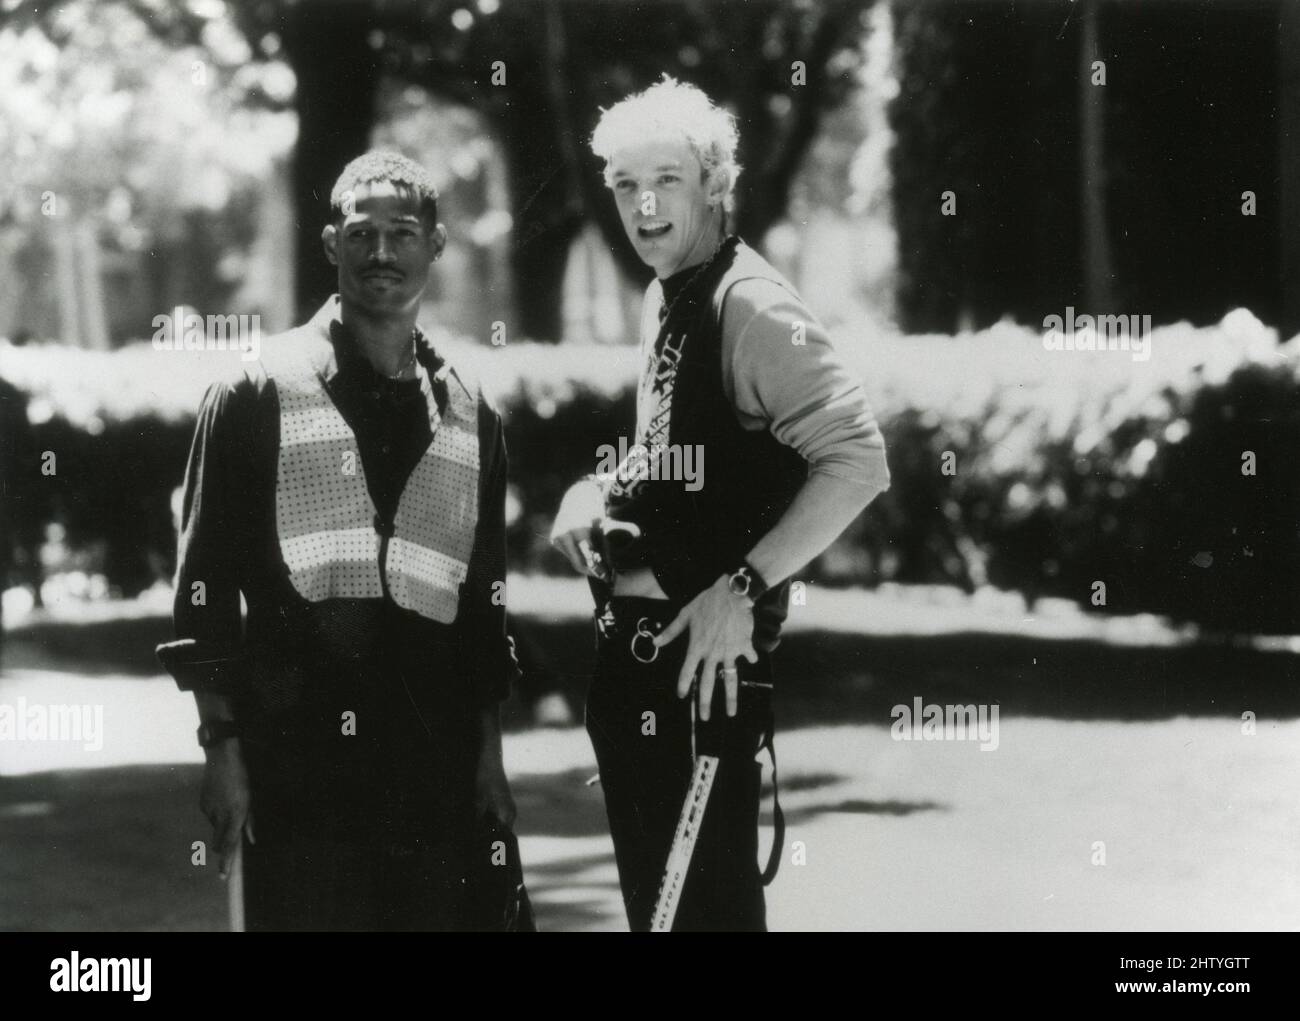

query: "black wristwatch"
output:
197 720 241 750
727 562 769 602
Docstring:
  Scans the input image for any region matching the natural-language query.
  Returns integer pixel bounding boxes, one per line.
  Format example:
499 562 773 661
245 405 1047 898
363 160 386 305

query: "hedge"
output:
1 307 1296 633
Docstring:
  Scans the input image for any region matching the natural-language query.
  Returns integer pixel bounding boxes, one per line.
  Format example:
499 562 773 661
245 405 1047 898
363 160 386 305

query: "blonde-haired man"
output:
552 78 891 931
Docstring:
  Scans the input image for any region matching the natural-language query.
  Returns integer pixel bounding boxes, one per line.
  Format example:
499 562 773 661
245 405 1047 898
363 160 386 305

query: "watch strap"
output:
728 562 769 601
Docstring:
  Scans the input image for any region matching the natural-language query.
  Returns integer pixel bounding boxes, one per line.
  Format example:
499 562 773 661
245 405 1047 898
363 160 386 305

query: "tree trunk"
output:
282 3 383 323
484 0 591 341
53 216 79 346
74 220 110 349
492 94 584 340
1280 0 1300 340
1079 0 1115 313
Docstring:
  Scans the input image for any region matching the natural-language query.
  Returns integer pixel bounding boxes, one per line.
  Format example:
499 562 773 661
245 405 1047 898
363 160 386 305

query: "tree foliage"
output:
6 0 875 338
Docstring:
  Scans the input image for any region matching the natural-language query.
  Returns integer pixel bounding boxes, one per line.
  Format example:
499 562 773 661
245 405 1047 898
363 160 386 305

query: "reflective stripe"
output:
385 537 471 622
280 403 354 445
281 527 378 570
437 422 480 469
263 332 480 624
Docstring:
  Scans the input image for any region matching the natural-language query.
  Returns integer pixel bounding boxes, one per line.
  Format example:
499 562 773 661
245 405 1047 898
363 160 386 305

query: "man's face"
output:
608 137 722 279
322 180 445 317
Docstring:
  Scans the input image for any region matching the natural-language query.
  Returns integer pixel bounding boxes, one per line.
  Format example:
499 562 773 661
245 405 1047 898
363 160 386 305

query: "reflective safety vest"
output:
260 326 480 625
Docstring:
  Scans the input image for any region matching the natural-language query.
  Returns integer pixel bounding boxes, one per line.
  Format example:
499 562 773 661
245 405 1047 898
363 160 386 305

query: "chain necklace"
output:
385 330 419 380
657 235 729 326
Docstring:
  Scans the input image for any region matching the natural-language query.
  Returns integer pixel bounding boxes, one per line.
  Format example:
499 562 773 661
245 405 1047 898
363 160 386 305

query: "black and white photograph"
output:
0 0 1294 977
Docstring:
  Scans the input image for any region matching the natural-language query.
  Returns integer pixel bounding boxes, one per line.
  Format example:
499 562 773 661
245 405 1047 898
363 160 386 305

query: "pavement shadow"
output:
0 763 625 932
5 612 1297 729
0 764 222 932
775 798 948 827
515 621 1300 725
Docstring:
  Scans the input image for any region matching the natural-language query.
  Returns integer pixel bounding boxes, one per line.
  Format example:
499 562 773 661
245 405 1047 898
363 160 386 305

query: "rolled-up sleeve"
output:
721 278 891 493
160 378 253 693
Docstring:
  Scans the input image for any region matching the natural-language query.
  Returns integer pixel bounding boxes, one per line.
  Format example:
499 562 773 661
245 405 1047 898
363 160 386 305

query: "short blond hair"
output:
591 76 741 211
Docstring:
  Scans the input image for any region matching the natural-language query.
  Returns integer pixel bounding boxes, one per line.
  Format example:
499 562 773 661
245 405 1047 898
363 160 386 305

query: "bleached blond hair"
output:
590 76 741 211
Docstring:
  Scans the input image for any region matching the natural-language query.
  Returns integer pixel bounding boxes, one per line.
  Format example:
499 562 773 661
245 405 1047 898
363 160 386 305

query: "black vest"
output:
607 237 808 647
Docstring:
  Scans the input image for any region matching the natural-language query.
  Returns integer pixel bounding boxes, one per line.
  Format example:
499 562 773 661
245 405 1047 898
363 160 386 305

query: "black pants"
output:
586 596 772 932
238 640 480 932
241 835 471 931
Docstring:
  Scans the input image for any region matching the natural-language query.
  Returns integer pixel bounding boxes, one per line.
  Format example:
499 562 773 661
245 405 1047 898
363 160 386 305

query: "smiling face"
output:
607 137 726 279
321 179 446 318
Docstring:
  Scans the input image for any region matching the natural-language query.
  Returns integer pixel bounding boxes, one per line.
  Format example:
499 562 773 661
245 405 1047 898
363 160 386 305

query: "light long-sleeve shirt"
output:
636 271 891 496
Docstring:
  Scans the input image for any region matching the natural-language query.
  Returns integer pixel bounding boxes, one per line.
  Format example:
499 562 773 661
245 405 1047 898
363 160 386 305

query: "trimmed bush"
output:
1 308 1296 632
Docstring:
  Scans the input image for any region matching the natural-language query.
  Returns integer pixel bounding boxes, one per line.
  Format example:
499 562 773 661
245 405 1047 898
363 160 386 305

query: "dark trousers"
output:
238 645 480 932
242 836 470 931
586 596 772 932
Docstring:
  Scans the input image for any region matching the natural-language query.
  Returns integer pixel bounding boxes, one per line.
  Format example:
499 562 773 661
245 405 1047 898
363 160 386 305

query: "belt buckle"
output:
630 616 660 664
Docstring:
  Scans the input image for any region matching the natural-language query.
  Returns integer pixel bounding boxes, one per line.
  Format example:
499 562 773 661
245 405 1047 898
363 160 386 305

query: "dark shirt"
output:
167 300 514 847
169 299 514 710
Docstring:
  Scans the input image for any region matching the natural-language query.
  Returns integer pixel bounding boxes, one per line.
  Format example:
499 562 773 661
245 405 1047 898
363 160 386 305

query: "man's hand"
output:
654 575 758 721
475 756 517 829
549 478 606 577
199 738 253 880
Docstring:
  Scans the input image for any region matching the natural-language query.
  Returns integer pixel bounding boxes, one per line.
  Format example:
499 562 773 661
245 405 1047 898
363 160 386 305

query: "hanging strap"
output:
759 714 785 886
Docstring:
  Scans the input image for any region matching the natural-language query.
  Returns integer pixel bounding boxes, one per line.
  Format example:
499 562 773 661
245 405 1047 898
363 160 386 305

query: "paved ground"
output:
3 669 1297 931
2 584 1298 931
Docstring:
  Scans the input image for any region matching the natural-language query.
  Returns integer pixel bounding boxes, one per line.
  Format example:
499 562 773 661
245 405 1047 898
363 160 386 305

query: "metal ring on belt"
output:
630 616 660 664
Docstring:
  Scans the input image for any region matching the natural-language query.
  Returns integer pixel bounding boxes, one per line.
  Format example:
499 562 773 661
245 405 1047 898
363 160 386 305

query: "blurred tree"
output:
5 0 874 340
889 0 1081 333
1077 0 1114 314
890 0 1279 334
0 1 295 343
445 0 875 339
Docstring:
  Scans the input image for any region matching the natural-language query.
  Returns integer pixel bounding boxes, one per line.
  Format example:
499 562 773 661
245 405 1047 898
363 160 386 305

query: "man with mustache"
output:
551 78 891 931
158 151 519 930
